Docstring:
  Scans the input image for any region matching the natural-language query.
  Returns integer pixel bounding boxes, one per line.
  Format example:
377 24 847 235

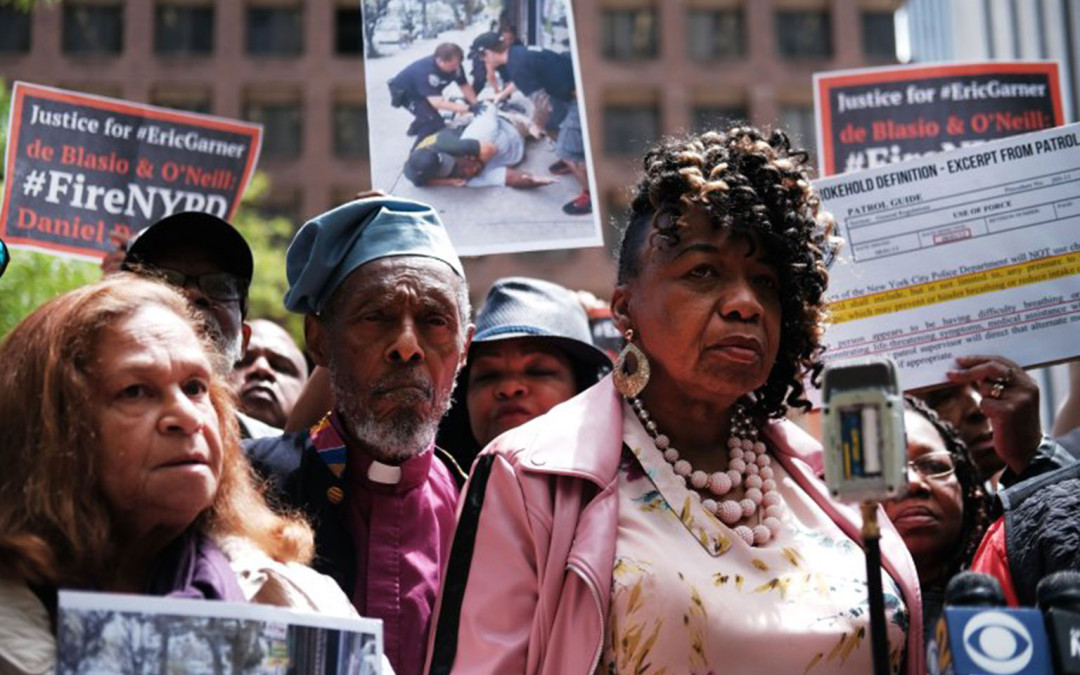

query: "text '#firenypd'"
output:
19 169 228 219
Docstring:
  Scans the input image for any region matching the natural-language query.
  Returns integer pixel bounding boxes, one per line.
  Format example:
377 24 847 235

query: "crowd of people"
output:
2 124 1080 674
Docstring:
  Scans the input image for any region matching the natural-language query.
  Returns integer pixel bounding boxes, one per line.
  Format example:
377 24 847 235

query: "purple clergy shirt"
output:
338 416 460 675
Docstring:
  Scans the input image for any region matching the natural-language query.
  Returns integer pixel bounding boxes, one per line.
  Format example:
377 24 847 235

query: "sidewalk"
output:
363 22 594 255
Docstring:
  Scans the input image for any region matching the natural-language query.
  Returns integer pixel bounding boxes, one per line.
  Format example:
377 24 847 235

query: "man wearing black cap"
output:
246 196 472 675
470 31 592 215
121 211 278 438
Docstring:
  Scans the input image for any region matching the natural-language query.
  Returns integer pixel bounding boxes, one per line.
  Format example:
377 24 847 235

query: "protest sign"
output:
58 591 383 675
0 82 262 262
360 0 602 256
814 62 1064 176
816 123 1080 390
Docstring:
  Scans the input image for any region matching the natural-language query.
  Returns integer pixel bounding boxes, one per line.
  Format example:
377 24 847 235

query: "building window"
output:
58 82 122 98
692 105 748 134
0 7 32 53
247 6 303 56
603 104 660 156
63 4 124 55
779 104 816 158
335 7 363 55
687 9 743 60
245 101 302 158
861 11 896 59
601 9 658 60
776 10 831 59
333 103 369 158
152 88 212 114
155 5 213 55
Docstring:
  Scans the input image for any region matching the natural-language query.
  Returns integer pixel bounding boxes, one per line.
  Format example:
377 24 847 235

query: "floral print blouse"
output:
601 401 908 674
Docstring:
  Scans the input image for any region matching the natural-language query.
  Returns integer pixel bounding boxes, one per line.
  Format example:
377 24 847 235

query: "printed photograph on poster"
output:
58 591 383 675
813 123 1080 390
0 82 262 262
814 61 1064 176
360 0 602 256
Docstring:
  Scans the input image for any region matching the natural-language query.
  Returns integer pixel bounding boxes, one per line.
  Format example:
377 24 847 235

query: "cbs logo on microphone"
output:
945 607 1053 675
962 611 1035 673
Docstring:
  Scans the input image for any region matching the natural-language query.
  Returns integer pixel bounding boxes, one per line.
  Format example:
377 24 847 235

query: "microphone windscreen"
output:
1036 570 1080 611
945 571 1006 607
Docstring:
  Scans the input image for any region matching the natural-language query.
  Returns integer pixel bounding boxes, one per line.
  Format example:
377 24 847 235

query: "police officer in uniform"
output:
470 32 591 215
389 42 478 139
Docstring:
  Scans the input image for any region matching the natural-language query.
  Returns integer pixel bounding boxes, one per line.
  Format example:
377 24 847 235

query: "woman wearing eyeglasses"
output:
884 396 992 643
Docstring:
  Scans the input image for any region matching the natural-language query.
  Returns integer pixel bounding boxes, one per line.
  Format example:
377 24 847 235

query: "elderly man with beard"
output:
246 196 472 675
122 211 279 439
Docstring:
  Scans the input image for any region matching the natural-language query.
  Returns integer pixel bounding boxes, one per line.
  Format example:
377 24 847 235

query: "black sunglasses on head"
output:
156 267 246 302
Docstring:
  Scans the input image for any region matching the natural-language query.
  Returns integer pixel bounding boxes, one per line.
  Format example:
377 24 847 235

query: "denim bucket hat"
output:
284 196 463 315
471 277 611 372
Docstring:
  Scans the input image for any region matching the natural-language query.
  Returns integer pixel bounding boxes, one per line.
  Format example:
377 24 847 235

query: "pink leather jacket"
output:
424 377 925 675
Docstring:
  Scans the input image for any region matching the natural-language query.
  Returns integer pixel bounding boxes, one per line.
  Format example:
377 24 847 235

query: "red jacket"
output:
425 377 925 674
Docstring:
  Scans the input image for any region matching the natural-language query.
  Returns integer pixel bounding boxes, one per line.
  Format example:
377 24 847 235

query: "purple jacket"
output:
425 376 924 675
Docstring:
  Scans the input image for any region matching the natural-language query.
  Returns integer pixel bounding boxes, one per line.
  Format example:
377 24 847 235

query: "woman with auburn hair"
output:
0 275 362 674
426 127 924 674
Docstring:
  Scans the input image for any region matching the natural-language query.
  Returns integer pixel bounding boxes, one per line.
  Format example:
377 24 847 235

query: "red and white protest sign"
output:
814 61 1064 177
0 82 262 261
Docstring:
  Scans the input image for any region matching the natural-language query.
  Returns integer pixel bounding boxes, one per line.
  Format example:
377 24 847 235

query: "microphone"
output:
929 571 1053 674
1037 570 1080 674
821 357 907 503
949 570 1006 606
822 357 907 675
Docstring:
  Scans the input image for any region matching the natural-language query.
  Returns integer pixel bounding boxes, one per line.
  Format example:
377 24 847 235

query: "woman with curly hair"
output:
424 127 925 674
0 276 362 674
885 397 991 644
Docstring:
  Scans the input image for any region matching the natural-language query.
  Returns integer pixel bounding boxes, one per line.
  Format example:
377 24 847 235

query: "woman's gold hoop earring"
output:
613 329 650 398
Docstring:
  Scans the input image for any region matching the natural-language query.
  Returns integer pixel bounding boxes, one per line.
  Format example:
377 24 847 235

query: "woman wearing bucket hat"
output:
437 277 611 469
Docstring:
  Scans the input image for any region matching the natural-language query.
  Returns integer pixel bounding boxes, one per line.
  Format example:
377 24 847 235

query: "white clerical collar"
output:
367 460 403 484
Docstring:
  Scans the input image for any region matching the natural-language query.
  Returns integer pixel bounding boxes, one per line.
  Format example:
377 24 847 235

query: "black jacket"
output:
996 440 1080 606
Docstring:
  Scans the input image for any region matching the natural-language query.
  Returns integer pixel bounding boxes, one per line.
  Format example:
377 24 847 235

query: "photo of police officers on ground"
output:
361 0 603 256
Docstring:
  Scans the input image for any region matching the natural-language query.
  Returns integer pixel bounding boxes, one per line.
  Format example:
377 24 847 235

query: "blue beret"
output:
284 196 464 314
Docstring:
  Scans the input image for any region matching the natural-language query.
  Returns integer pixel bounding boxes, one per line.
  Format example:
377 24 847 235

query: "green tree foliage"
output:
0 0 54 11
0 78 301 344
231 174 303 342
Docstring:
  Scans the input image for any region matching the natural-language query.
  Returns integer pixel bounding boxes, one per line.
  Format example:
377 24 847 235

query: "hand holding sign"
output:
946 354 1044 476
99 231 130 275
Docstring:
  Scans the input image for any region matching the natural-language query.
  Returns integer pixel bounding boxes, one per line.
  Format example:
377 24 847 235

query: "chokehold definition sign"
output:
0 82 262 262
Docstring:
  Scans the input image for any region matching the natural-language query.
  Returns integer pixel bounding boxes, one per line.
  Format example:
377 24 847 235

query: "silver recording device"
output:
821 356 907 503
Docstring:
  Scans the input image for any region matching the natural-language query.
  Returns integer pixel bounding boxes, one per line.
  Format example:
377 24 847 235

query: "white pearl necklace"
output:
628 397 785 546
